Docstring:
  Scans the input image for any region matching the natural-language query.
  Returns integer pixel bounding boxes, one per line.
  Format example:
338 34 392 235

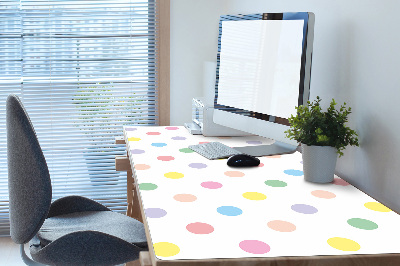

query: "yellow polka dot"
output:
327 237 361 251
153 242 180 257
364 202 391 212
242 192 267 201
128 137 141 141
164 172 184 179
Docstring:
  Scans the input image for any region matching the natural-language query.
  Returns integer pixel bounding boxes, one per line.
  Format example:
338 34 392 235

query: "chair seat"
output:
37 211 147 248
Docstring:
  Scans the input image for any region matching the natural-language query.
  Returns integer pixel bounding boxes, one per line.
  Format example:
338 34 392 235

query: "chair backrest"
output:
6 94 52 244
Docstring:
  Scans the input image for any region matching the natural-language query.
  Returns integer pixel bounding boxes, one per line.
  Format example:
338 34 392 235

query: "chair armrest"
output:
47 195 110 218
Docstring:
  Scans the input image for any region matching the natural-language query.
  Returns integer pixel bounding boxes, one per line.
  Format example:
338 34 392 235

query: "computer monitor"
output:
213 12 315 156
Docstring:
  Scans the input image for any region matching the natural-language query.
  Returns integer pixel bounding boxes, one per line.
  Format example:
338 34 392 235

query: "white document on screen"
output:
217 19 304 118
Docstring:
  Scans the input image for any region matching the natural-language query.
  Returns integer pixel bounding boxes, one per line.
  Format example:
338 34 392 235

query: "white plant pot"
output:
302 144 338 183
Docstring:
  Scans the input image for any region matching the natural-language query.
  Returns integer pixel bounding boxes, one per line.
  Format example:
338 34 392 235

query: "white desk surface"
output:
124 126 400 261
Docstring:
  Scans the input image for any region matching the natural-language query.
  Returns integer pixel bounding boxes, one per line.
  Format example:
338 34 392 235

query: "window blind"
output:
0 0 159 236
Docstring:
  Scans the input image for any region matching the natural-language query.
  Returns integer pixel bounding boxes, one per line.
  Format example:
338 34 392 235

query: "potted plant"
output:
285 96 359 183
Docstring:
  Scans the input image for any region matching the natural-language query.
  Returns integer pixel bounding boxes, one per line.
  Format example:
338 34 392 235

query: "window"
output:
0 0 169 236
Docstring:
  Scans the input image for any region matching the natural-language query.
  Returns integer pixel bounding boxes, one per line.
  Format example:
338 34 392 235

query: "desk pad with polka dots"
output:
124 126 400 260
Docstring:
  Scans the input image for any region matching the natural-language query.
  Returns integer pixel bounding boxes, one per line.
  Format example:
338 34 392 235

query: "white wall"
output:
170 0 227 125
170 0 400 212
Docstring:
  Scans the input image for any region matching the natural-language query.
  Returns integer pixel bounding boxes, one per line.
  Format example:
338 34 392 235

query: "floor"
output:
0 237 26 266
0 237 140 266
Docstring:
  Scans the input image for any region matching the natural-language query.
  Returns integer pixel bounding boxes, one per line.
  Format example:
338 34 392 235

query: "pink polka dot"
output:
224 171 245 177
165 127 179 130
157 156 175 161
239 240 270 254
258 163 264 167
199 142 209 144
147 132 161 135
186 222 214 234
332 178 350 186
201 181 223 189
135 164 151 170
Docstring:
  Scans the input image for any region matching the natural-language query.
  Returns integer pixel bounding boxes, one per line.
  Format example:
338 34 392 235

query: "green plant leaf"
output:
285 97 359 157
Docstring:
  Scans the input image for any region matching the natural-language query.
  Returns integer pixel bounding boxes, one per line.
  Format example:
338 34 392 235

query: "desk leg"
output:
124 252 151 266
127 170 143 223
127 170 134 217
124 259 140 266
139 252 152 266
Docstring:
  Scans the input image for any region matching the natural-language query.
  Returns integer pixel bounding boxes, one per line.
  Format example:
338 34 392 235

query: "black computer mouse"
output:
227 154 260 167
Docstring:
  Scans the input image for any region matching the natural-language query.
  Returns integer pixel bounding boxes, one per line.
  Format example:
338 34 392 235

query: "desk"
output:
122 126 400 266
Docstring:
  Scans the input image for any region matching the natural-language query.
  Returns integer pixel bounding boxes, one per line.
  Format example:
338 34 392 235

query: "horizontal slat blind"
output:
0 0 158 236
0 0 22 237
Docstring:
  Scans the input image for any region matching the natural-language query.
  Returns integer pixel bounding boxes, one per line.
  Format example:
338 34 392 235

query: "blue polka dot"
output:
284 169 303 176
217 206 243 216
152 142 167 147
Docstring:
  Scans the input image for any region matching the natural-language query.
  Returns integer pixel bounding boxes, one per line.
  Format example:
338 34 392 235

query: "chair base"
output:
20 244 45 266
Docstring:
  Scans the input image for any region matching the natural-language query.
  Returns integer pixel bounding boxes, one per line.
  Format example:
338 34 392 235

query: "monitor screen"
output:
213 13 314 156
217 19 304 119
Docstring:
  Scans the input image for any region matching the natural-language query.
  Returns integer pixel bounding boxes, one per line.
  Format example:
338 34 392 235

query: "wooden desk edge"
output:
151 253 400 266
123 129 157 266
132 163 158 266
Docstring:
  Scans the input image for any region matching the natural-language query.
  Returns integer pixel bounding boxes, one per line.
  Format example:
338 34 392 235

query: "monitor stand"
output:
233 141 298 157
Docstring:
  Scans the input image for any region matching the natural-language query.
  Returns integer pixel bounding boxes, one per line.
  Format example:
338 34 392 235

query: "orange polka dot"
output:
135 164 151 170
173 194 197 202
267 155 281 158
224 171 245 177
311 190 336 199
267 220 296 232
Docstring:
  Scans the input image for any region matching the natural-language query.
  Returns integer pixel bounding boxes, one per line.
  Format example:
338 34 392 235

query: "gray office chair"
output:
6 94 148 265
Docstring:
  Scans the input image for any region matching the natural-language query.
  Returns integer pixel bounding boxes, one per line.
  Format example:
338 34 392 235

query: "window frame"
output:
156 0 170 126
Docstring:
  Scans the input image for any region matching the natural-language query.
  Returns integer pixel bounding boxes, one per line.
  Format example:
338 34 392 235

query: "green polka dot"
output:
179 148 194 153
264 180 287 187
139 183 158 191
347 218 378 230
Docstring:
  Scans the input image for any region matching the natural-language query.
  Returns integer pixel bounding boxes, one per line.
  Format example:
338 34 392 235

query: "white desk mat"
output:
124 126 400 260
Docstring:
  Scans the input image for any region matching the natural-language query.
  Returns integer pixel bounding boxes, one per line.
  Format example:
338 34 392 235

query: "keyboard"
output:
188 142 243 160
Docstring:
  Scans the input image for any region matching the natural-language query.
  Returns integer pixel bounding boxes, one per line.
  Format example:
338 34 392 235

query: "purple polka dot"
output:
145 208 167 218
172 136 186 140
201 181 223 189
246 141 263 145
291 204 318 214
131 149 145 154
189 163 207 169
125 127 137 131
